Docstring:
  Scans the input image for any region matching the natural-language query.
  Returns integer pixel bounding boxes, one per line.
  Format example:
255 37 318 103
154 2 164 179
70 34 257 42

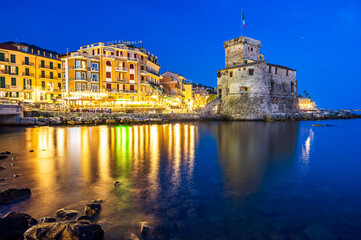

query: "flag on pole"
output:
242 9 246 27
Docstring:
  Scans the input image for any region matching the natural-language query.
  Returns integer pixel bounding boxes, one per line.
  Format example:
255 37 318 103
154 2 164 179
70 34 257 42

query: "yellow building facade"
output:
0 42 62 103
61 42 162 108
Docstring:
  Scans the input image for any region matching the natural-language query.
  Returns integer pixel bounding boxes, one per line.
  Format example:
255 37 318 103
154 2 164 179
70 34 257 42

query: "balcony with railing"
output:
22 61 35 66
115 67 127 72
72 65 87 71
127 57 139 62
140 70 148 75
23 86 32 90
0 69 8 74
22 72 35 77
91 67 99 71
0 58 9 63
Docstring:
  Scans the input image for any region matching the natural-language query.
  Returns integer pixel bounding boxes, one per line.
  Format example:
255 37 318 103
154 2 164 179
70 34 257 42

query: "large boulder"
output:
0 212 38 240
24 220 104 240
0 188 31 205
85 203 101 217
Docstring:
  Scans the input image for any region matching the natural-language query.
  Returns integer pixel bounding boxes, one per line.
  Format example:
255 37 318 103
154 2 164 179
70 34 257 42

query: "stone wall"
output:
217 61 298 120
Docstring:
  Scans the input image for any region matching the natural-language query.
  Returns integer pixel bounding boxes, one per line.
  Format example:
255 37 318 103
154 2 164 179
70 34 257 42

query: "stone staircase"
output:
199 97 221 116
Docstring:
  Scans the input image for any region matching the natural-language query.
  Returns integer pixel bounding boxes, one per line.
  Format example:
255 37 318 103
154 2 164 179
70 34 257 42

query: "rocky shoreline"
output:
0 110 358 127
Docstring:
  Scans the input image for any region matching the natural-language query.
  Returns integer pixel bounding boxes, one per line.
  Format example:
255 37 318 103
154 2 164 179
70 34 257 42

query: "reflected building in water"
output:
205 121 299 195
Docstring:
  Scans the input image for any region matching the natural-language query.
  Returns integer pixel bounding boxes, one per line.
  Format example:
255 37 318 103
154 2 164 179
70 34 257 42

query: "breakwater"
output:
1 110 360 126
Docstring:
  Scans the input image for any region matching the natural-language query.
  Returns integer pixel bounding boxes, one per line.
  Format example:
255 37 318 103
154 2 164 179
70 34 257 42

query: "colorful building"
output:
0 42 62 103
298 97 317 111
61 42 163 108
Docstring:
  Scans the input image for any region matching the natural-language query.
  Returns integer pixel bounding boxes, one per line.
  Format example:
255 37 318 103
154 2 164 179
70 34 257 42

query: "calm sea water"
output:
1 120 361 239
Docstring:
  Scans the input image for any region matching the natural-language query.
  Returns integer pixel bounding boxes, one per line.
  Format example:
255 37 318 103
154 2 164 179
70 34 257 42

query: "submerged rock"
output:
85 203 102 217
0 212 38 240
24 220 104 240
0 188 31 205
0 151 11 155
55 209 79 220
304 225 338 240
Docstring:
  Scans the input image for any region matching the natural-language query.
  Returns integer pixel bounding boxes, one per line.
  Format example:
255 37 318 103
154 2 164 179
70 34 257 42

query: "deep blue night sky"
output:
1 0 360 109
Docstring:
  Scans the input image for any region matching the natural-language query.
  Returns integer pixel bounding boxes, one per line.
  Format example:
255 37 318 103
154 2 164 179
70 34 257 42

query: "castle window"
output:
271 97 278 104
251 48 253 52
291 82 295 92
275 68 278 74
282 98 286 104
130 64 134 69
283 83 286 92
240 87 250 92
245 60 248 64
270 81 275 93
248 69 254 75
286 70 289 76
229 71 233 77
269 66 271 73
260 97 264 103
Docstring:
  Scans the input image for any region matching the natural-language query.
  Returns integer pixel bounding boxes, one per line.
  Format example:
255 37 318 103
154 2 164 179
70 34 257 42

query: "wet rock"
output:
0 166 5 170
55 209 79 220
140 222 150 233
0 212 38 240
13 174 22 178
0 188 31 205
24 220 104 240
77 215 93 221
29 150 34 152
1 151 11 155
0 155 8 160
304 225 338 240
11 162 15 166
129 232 140 240
85 203 102 217
40 217 56 223
0 178 5 182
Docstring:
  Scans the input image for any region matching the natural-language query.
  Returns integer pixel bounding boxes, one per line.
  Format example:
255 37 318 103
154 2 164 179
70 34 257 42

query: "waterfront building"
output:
160 71 194 106
217 36 299 119
298 97 317 111
0 42 62 103
61 42 163 108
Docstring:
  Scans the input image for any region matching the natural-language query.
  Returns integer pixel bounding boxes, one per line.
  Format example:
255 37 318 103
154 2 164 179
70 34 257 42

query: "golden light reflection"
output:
300 129 314 177
22 124 198 214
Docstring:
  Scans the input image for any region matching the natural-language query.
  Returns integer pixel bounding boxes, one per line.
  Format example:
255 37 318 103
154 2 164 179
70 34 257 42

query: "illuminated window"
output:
248 69 254 75
106 61 111 66
106 72 111 78
229 71 233 77
130 74 134 80
10 55 15 63
11 78 16 86
240 87 250 92
275 67 278 74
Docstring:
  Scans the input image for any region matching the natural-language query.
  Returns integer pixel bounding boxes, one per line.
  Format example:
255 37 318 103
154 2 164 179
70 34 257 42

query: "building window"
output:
270 81 275 93
50 62 53 69
58 63 61 69
25 57 29 65
106 61 111 66
58 73 61 78
11 78 16 86
106 72 111 78
42 81 45 90
25 68 29 76
58 83 61 89
92 50 95 55
275 67 278 74
41 71 45 78
260 97 264 103
130 74 134 80
286 70 289 76
248 69 254 75
130 64 134 69
291 82 295 92
41 60 45 68
283 83 286 92
0 53 5 61
245 60 248 64
271 97 278 104
130 85 134 90
97 49 100 55
141 76 144 81
50 72 53 79
229 71 233 77
269 66 271 73
10 55 15 63
251 48 253 52
240 87 250 92
106 83 111 89
282 98 286 104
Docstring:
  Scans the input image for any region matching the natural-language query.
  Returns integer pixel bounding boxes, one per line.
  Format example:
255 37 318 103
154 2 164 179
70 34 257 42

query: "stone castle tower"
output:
217 36 299 120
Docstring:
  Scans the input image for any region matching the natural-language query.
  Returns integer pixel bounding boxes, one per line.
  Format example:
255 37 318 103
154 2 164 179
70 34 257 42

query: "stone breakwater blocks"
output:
20 117 35 125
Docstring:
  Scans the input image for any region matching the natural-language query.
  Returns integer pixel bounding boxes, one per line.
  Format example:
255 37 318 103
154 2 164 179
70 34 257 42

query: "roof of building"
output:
267 63 296 71
217 60 296 72
0 43 19 51
1 41 60 56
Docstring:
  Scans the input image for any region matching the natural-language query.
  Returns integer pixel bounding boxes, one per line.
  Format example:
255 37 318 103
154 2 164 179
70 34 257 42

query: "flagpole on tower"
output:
241 8 243 37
